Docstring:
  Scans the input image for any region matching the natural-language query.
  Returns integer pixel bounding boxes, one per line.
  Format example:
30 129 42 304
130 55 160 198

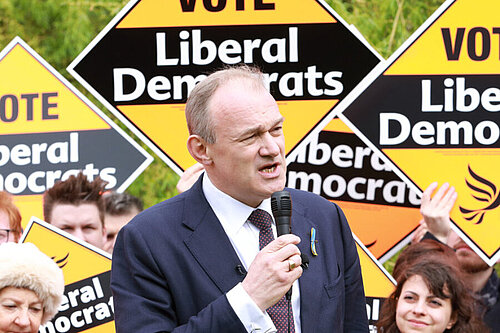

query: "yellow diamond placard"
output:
0 37 152 226
68 0 380 174
21 217 114 333
326 0 500 265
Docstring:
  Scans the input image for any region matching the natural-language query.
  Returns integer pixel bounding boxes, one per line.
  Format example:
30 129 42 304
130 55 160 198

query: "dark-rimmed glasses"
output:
0 228 12 244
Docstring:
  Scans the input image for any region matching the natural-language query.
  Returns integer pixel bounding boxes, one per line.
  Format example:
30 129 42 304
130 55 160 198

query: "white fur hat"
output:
0 242 65 324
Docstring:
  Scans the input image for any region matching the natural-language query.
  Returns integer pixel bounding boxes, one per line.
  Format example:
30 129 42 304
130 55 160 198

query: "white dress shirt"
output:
202 174 301 333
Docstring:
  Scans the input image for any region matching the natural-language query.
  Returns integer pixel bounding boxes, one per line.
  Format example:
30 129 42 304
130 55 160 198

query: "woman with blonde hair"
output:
0 242 65 333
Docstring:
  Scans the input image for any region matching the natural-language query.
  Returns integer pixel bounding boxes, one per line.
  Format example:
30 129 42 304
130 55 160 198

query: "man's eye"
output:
271 127 283 135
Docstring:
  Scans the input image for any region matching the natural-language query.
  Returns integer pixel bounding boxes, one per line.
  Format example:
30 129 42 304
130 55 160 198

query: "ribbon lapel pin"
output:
310 227 318 256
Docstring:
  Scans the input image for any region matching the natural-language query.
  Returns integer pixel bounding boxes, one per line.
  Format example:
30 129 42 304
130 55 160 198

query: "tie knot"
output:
248 209 273 231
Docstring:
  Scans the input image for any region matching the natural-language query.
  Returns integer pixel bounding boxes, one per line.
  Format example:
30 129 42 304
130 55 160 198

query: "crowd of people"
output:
0 177 143 332
413 182 499 332
1 65 498 332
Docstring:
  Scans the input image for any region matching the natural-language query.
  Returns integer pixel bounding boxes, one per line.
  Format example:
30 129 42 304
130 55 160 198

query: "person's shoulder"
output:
484 283 500 332
286 188 353 242
286 187 341 219
287 187 338 208
124 189 193 231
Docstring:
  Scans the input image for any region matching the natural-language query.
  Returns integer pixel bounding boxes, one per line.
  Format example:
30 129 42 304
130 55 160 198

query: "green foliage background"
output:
1 0 445 266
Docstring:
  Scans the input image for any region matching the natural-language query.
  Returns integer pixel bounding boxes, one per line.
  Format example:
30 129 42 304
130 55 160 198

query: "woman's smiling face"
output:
396 274 455 333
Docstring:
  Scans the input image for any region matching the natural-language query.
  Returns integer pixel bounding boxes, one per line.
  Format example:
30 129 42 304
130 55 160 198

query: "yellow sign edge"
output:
20 216 112 260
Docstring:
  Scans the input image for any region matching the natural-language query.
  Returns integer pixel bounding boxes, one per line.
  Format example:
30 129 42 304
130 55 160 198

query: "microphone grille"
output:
271 190 292 217
271 197 278 214
281 196 291 210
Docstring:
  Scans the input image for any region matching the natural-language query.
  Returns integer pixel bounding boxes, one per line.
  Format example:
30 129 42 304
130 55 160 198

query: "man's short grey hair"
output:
185 65 266 144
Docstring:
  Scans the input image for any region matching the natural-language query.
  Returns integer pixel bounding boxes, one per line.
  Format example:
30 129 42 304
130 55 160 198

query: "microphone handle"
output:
271 191 293 301
275 216 291 237
274 215 293 300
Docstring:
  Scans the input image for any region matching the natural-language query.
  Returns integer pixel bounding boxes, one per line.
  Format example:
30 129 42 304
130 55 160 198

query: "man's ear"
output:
187 135 212 166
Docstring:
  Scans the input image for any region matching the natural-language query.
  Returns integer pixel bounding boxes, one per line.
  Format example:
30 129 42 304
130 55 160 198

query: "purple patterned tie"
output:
248 209 295 333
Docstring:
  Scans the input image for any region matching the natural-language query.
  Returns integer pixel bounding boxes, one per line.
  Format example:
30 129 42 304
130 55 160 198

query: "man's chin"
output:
260 176 285 192
268 182 286 196
457 254 490 273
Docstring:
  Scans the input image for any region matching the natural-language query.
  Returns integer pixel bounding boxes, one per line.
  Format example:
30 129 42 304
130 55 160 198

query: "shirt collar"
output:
202 174 273 236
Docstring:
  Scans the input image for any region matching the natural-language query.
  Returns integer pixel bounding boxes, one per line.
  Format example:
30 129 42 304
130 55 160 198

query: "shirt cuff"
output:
226 283 276 333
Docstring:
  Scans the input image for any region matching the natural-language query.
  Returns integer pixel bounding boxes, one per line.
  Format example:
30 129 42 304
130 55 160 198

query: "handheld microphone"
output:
271 190 292 237
271 190 308 333
271 190 293 300
270 190 310 271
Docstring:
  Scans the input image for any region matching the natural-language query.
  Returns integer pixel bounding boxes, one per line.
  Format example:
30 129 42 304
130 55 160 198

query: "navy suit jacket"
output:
111 177 369 332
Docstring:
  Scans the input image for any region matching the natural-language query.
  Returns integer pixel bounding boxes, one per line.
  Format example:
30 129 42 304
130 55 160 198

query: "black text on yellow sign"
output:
178 0 276 12
334 0 500 265
68 0 380 173
442 27 500 62
0 92 58 122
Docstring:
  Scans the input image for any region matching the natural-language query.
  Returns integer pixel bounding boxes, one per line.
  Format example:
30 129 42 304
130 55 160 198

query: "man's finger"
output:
263 234 300 253
286 253 302 271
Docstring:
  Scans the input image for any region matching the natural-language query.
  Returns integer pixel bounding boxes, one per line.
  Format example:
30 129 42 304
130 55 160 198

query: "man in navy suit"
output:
111 66 369 332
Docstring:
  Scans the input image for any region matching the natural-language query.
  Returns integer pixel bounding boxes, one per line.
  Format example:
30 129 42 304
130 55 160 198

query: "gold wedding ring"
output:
288 259 296 271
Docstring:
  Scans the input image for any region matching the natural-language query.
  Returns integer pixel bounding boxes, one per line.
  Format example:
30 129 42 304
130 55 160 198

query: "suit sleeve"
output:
335 204 370 332
110 223 246 333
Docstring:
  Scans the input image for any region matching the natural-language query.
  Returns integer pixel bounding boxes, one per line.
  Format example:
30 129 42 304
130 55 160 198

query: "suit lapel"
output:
182 178 246 294
293 201 323 333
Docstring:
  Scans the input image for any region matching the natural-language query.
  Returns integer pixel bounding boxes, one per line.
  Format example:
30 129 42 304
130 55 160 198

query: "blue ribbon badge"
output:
310 227 318 256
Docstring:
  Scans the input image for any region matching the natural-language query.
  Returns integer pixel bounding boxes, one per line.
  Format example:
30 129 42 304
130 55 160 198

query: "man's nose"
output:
259 132 280 157
72 228 85 241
